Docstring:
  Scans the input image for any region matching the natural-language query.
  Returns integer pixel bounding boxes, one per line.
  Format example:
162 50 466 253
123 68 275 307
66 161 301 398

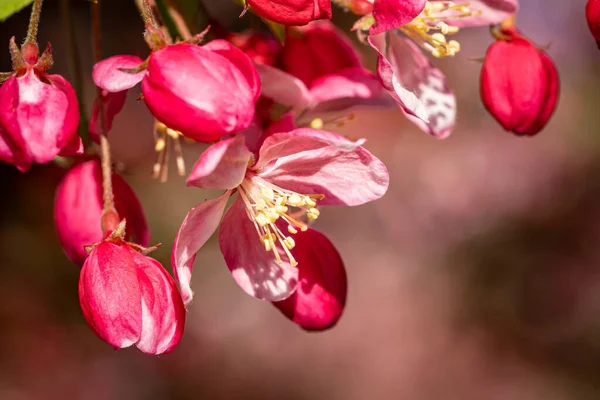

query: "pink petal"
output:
92 55 146 92
79 242 142 349
441 0 519 27
369 33 456 138
273 228 346 331
254 127 366 171
258 130 389 206
89 90 128 143
255 63 313 109
186 134 251 189
126 245 186 355
370 0 426 35
309 67 382 103
58 132 84 157
171 191 231 305
219 198 299 301
0 121 29 172
203 39 262 102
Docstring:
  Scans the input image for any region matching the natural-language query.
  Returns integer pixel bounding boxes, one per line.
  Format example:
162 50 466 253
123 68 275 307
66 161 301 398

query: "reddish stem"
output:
24 0 43 45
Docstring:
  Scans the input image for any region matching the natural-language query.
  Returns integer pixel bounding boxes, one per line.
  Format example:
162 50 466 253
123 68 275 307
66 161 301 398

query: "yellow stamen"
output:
238 175 324 268
399 1 481 58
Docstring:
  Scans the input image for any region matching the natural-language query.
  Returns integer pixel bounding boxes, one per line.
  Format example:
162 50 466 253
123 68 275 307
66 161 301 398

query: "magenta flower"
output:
0 39 81 172
171 128 389 306
92 40 261 143
366 0 519 138
54 159 150 266
79 236 185 355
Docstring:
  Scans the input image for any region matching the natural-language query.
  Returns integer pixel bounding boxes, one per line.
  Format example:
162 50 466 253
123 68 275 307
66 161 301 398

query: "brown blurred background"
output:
2 0 600 399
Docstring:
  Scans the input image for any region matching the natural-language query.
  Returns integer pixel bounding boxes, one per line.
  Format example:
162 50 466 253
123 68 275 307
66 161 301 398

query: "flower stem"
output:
24 0 44 45
91 0 118 230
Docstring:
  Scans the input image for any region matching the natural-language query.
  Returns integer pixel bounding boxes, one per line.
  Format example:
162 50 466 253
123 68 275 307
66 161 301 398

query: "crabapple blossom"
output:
171 129 389 307
0 39 81 172
480 27 559 136
79 231 185 355
92 37 260 142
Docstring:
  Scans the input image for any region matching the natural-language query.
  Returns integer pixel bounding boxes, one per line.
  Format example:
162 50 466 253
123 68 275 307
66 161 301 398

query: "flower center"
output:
238 174 324 267
400 1 480 58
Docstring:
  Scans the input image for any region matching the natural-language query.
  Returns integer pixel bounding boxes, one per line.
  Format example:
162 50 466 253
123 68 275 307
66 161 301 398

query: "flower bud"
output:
587 0 600 48
283 21 362 87
272 229 347 331
142 41 260 142
0 40 81 172
79 240 185 354
480 29 559 136
54 159 149 266
246 0 332 26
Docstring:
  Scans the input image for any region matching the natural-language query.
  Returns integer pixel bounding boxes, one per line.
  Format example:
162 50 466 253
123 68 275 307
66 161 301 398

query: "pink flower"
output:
365 1 518 138
54 159 149 266
480 27 559 136
0 39 81 172
79 237 185 354
283 21 362 87
246 0 332 26
171 129 389 306
92 40 260 143
273 228 347 331
587 0 600 48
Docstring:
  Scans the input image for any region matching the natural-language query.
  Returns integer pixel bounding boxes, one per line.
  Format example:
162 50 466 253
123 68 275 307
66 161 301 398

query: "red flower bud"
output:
272 229 347 331
79 240 185 354
283 21 362 87
54 159 149 266
587 0 600 47
0 39 81 171
141 41 260 142
246 0 332 26
480 29 559 136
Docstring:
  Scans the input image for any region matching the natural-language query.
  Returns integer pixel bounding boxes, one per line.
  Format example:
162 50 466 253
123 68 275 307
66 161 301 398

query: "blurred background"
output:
2 0 600 399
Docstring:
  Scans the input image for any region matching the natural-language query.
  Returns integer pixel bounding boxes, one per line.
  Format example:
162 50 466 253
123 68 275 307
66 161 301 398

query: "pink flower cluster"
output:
0 0 569 355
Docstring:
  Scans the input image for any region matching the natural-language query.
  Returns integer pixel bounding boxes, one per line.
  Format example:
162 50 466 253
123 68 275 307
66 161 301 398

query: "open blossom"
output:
171 128 389 309
93 36 260 143
246 0 332 26
0 39 81 172
54 159 149 266
80 233 185 354
480 27 559 136
366 0 518 138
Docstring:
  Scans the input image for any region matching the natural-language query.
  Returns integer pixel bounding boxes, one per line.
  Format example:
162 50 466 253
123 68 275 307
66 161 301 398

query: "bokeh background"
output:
2 0 600 399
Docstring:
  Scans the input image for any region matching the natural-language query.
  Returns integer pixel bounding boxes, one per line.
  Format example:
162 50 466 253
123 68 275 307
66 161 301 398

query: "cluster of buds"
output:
0 0 568 355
